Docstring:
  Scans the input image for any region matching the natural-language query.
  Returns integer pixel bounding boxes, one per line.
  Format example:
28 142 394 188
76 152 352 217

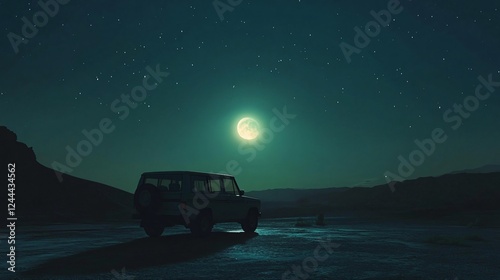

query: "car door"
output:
221 177 246 221
206 176 225 222
189 175 224 222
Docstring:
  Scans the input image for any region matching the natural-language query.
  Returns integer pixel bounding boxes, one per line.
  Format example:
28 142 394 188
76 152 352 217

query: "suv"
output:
133 171 261 237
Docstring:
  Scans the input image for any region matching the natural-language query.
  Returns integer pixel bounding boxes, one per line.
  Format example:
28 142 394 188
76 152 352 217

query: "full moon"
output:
237 117 260 140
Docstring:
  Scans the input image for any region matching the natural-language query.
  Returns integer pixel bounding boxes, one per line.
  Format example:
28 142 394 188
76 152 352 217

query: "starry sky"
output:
1 0 500 193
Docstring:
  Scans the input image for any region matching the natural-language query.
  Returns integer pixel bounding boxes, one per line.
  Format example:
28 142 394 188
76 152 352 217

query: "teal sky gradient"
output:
1 0 499 193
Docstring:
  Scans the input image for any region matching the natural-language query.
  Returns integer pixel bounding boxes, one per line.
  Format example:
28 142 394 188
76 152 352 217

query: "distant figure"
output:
316 213 325 226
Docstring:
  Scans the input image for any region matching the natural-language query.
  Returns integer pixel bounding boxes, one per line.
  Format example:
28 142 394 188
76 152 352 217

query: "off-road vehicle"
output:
134 171 261 237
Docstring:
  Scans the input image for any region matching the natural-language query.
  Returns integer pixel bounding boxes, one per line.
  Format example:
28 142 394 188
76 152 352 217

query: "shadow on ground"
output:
24 232 258 276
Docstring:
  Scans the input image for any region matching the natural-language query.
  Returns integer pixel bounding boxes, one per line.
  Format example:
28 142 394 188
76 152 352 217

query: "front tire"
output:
190 211 213 237
241 209 259 233
144 224 164 237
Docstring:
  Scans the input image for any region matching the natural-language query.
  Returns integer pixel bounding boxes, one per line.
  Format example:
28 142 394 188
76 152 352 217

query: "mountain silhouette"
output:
251 172 500 222
449 164 500 174
0 126 134 223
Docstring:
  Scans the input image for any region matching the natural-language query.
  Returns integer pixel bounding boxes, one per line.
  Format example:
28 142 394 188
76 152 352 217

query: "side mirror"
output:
239 189 245 196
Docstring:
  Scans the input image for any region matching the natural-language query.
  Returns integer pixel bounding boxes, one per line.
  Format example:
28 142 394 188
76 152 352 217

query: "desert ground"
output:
5 216 500 280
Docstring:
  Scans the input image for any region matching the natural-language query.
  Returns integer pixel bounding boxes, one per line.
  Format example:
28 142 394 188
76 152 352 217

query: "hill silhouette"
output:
251 173 500 223
329 172 500 212
0 126 134 223
450 164 500 174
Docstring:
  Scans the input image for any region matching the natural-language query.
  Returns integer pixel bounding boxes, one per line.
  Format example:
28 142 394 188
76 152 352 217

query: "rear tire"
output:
241 209 259 233
190 211 213 237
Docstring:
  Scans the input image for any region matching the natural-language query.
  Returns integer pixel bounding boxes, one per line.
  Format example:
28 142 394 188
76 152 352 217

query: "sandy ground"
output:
3 216 500 279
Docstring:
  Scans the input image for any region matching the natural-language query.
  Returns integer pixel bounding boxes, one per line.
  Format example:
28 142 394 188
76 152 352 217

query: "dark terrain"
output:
6 217 500 280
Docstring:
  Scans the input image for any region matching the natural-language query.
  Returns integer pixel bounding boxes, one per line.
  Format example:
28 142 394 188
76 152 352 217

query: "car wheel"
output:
134 183 162 215
144 224 164 237
190 211 213 237
241 209 259 233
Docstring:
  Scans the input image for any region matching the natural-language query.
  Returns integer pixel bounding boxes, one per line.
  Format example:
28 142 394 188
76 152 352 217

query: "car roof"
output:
141 170 234 178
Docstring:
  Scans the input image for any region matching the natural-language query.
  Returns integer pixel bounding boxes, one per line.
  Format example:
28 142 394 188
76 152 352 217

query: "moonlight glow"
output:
237 117 260 140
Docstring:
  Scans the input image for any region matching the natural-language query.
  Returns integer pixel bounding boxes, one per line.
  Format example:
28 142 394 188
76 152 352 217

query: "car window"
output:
160 175 182 192
144 177 159 186
208 178 222 193
159 178 169 189
223 178 237 195
192 176 208 193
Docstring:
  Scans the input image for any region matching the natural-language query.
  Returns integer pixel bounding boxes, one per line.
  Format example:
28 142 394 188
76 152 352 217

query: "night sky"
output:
1 0 499 193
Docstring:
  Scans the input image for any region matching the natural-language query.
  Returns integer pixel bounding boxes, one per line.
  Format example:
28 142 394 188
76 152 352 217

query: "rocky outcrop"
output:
0 126 134 223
